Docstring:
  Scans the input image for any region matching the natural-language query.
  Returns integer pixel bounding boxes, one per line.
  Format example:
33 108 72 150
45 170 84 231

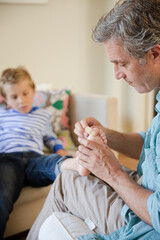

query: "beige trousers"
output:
27 168 138 240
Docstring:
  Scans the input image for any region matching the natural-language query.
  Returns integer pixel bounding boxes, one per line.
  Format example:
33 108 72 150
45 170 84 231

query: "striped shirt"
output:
0 107 64 154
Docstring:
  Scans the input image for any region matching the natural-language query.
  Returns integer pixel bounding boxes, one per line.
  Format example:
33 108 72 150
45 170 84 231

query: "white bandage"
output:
85 126 97 137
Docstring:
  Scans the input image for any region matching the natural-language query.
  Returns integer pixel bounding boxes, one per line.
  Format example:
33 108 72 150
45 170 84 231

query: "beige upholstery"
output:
4 92 117 238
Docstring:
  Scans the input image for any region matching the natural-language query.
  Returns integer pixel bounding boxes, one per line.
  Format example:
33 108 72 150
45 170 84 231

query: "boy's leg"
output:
25 153 73 187
0 154 25 239
27 169 138 240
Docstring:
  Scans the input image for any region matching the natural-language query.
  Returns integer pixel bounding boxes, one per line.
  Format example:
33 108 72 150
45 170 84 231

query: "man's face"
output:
104 40 160 93
4 79 35 113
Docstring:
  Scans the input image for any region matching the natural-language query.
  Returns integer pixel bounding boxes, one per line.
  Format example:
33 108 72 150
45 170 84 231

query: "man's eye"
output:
23 92 29 96
120 64 126 67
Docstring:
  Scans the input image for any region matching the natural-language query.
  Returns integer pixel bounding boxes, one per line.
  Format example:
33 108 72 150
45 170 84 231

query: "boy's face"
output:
4 79 35 114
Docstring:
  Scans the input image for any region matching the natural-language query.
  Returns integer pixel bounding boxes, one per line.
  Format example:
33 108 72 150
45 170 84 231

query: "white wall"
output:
0 0 154 132
0 0 108 94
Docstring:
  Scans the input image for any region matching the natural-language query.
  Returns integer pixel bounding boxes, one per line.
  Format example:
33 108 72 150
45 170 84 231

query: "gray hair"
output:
93 0 160 58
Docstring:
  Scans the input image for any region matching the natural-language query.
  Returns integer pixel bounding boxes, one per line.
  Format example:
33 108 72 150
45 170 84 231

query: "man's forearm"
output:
110 169 153 226
104 129 151 223
104 129 144 159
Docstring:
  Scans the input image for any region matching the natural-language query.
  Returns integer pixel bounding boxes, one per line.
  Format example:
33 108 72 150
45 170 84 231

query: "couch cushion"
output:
14 185 52 208
33 88 76 150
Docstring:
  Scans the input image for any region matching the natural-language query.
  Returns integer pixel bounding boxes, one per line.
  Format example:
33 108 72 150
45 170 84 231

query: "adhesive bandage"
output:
85 126 105 146
85 126 98 137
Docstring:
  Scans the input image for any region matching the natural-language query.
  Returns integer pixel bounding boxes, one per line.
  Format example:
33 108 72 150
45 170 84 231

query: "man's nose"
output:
114 65 126 80
115 71 126 80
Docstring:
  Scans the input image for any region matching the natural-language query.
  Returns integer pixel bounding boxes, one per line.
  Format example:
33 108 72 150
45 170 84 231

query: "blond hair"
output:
0 66 35 97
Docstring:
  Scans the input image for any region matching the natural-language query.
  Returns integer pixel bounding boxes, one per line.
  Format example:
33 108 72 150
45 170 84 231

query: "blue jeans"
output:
0 152 71 239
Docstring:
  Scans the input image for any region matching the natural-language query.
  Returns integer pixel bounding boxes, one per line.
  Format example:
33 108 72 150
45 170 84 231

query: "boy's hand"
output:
56 149 69 156
56 149 75 157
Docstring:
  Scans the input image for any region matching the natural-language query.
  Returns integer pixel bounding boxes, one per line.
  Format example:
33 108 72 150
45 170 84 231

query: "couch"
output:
4 92 118 238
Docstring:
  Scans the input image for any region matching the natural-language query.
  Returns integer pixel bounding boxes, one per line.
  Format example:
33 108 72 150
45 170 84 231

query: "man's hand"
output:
74 117 106 138
76 136 122 184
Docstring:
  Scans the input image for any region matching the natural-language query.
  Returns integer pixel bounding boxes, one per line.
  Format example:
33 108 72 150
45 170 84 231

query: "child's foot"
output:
60 157 90 176
60 157 78 172
86 126 107 146
76 157 90 176
78 126 107 176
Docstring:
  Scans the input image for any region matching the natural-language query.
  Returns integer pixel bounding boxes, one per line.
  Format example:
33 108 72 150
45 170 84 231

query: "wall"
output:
0 0 154 132
0 0 108 94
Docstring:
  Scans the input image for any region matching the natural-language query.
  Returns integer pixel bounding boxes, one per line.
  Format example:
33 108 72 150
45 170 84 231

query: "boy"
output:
0 66 106 239
0 66 74 239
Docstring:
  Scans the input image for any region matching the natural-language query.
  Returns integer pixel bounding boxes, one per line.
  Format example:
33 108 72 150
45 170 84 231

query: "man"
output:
27 0 160 239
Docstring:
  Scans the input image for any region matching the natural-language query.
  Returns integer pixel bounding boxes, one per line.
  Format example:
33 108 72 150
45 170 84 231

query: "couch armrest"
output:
69 93 118 145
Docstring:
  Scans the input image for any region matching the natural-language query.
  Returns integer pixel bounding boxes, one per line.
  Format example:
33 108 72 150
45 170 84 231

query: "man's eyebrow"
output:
110 59 126 63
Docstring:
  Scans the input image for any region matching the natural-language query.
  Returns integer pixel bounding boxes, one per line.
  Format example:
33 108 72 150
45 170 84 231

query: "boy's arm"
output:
44 128 64 153
44 121 73 156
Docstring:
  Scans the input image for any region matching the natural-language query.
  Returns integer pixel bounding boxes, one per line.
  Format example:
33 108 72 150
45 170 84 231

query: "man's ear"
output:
150 45 160 63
